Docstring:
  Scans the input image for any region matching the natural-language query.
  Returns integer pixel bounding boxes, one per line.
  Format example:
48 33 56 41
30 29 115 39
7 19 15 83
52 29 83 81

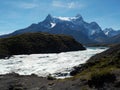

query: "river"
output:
0 47 108 78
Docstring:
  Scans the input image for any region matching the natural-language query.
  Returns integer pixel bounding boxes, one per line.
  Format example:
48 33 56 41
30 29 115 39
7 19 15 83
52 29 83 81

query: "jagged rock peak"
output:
75 14 83 20
45 14 53 21
90 22 100 27
104 28 114 31
76 14 82 18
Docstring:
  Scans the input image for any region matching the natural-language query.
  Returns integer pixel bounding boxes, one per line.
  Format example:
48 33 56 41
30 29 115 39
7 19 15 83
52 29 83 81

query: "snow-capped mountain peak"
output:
75 14 83 20
43 14 84 28
44 14 83 22
104 28 114 35
103 28 120 37
42 14 105 39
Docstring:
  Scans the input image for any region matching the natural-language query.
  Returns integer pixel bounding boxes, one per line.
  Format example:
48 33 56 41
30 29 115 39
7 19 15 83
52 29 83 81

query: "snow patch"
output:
105 31 109 35
57 17 71 21
91 30 96 35
57 17 77 21
51 22 56 28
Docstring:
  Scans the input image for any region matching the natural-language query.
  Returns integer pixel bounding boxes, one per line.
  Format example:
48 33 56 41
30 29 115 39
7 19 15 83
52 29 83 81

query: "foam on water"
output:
0 47 107 78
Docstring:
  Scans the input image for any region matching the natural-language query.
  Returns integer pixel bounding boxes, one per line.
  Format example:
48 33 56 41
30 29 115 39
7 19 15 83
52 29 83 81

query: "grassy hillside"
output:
70 44 120 89
0 32 85 59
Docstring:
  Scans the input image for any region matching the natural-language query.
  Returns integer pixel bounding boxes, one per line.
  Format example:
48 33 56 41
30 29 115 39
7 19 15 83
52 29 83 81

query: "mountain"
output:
102 28 120 44
106 34 120 44
103 28 120 37
0 14 107 45
0 32 85 59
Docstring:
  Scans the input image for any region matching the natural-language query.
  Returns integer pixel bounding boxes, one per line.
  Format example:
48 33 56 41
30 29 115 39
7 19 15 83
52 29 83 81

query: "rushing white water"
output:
0 47 107 78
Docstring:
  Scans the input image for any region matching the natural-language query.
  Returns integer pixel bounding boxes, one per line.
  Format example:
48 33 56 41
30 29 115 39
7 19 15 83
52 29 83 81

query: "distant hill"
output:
0 32 85 59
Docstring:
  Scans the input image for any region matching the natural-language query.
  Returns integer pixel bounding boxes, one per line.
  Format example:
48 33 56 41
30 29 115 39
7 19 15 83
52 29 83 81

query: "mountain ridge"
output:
0 14 106 44
103 28 120 37
0 14 120 45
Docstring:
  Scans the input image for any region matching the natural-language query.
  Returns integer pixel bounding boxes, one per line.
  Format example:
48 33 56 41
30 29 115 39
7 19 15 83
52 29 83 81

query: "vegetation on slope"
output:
0 32 85 59
70 44 120 89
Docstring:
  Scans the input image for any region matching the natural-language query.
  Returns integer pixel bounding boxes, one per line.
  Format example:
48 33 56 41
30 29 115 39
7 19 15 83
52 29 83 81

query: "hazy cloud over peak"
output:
18 2 38 9
52 1 86 9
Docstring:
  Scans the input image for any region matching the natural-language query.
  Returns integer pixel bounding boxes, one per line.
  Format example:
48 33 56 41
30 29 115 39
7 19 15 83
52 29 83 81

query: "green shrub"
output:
47 74 56 80
88 70 116 88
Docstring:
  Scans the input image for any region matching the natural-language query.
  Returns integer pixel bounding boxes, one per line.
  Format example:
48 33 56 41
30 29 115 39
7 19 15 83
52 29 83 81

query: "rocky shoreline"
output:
0 72 89 90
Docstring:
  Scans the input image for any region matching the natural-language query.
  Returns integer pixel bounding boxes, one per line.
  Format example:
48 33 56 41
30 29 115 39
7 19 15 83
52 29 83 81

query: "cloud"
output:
5 1 39 9
17 2 39 9
52 1 85 9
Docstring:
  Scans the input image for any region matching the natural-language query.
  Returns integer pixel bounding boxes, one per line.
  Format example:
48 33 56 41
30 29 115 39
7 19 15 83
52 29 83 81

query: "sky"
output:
0 0 120 35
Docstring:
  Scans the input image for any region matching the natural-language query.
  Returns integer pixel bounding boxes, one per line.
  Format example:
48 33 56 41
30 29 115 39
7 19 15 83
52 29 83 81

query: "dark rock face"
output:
0 32 85 59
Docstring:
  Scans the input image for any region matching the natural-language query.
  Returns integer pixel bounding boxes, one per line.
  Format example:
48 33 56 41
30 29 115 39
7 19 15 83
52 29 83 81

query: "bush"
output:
88 70 116 88
47 74 56 80
9 84 26 90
